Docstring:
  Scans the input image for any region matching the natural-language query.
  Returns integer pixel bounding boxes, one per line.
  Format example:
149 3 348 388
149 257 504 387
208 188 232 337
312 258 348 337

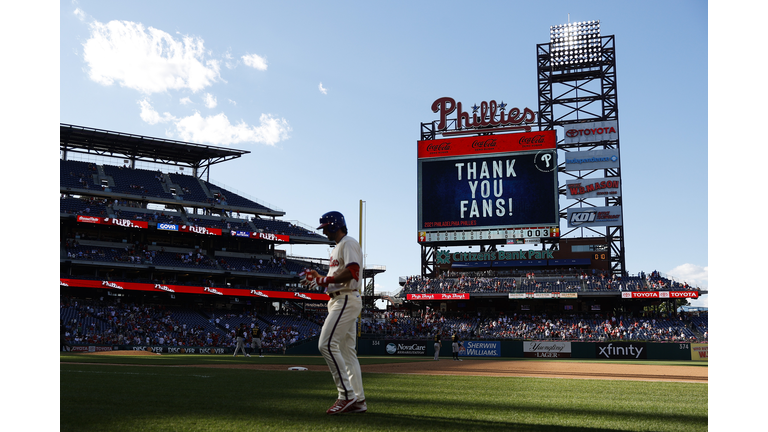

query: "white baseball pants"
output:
318 291 364 401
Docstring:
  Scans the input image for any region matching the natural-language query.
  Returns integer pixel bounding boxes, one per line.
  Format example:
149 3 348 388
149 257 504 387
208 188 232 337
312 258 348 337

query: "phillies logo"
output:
250 290 268 297
204 287 223 295
154 284 175 293
431 97 535 131
565 126 617 138
294 292 311 300
102 281 124 290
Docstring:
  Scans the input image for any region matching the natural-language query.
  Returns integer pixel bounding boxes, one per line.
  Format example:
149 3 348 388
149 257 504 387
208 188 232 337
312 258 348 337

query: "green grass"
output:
60 355 707 432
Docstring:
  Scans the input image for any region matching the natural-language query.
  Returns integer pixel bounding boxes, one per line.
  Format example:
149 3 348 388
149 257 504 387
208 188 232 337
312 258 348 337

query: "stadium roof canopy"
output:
60 124 249 178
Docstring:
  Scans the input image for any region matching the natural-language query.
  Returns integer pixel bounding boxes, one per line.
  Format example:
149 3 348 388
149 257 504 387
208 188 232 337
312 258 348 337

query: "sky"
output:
3 1 763 427
55 0 713 306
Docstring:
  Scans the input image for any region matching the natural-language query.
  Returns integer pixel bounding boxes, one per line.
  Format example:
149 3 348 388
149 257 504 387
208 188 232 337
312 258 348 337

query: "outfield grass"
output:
60 354 707 432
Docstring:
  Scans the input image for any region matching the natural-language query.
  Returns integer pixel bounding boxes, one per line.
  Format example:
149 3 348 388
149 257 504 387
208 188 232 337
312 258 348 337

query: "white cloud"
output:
74 8 86 21
138 99 175 125
242 53 268 71
138 100 290 146
203 93 217 108
179 97 192 105
228 99 237 106
83 19 221 94
319 82 328 95
175 112 291 146
666 263 708 289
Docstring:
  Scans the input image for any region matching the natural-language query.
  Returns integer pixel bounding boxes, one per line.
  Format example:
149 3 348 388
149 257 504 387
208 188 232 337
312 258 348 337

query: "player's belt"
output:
328 289 355 298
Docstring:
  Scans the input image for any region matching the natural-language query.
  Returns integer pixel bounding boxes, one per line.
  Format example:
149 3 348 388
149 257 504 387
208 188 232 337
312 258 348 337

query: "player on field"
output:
301 211 366 415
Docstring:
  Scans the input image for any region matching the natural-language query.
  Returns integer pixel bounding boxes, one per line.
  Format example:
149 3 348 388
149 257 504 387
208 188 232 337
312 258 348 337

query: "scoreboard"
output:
417 131 559 244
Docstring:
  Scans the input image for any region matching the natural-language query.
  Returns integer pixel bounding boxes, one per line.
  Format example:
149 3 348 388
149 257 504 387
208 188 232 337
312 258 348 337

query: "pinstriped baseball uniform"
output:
318 235 365 402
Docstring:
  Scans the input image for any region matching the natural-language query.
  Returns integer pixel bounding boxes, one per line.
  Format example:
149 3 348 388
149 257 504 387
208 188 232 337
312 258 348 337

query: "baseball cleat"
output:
326 397 357 415
349 399 367 413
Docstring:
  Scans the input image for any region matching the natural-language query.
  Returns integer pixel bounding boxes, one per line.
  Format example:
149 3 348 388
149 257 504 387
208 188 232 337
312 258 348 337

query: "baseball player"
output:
433 333 442 361
233 324 250 357
452 333 462 361
301 211 366 415
251 325 264 357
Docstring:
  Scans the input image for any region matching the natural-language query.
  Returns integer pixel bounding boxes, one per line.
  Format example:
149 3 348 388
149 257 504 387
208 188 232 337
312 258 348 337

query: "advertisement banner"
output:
565 178 621 199
460 341 501 357
252 232 290 242
523 341 572 358
157 223 179 231
417 130 556 159
621 291 699 299
384 341 427 356
59 278 331 301
596 342 647 359
564 149 620 171
179 225 222 236
567 206 622 228
76 215 148 229
563 120 619 145
406 293 469 300
691 343 708 361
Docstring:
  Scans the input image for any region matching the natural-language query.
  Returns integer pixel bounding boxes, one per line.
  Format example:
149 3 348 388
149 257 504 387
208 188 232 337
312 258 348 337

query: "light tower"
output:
537 20 626 276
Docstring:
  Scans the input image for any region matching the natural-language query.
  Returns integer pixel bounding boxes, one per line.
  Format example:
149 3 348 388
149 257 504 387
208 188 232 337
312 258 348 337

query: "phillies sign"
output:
431 97 536 131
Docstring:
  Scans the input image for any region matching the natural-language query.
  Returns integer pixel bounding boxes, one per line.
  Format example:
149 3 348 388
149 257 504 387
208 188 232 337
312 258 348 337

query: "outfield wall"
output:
355 339 702 361
66 341 706 361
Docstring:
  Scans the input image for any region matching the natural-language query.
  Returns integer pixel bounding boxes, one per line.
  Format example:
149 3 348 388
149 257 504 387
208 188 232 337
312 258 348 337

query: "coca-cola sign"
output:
431 97 536 131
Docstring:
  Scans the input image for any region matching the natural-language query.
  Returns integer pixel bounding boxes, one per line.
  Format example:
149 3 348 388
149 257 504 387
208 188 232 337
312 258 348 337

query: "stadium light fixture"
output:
549 20 601 68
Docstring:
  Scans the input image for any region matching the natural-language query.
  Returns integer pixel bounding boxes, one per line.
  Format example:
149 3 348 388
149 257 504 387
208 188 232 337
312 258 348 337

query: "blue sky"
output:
56 0 711 306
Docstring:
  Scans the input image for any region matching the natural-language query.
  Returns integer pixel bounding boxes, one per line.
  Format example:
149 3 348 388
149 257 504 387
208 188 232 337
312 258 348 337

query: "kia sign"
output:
418 131 559 240
565 178 621 199
564 149 619 171
567 206 622 228
563 120 618 144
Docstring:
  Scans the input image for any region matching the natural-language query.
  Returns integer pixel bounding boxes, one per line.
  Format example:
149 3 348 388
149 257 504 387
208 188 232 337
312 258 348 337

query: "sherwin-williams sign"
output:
460 341 500 357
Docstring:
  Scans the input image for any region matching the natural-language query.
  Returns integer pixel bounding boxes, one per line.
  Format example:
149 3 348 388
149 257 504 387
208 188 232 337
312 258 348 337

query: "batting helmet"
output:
317 211 346 233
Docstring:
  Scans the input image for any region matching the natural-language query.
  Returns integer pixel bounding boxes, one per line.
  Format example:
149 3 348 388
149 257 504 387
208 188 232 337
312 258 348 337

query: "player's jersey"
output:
326 235 363 295
252 327 262 339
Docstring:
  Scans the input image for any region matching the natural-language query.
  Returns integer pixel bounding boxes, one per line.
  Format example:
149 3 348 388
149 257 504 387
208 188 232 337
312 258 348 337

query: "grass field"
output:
60 354 707 432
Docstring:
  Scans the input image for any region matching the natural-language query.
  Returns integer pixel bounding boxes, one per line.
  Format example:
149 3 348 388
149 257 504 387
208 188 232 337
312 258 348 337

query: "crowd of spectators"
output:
400 270 698 295
361 309 706 343
60 295 323 352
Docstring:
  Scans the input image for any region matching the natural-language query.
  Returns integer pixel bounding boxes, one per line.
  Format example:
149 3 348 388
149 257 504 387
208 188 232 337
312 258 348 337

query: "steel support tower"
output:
537 21 626 276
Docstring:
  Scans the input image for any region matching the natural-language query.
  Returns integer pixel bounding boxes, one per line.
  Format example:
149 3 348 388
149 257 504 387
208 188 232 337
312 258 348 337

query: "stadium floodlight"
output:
549 20 601 68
